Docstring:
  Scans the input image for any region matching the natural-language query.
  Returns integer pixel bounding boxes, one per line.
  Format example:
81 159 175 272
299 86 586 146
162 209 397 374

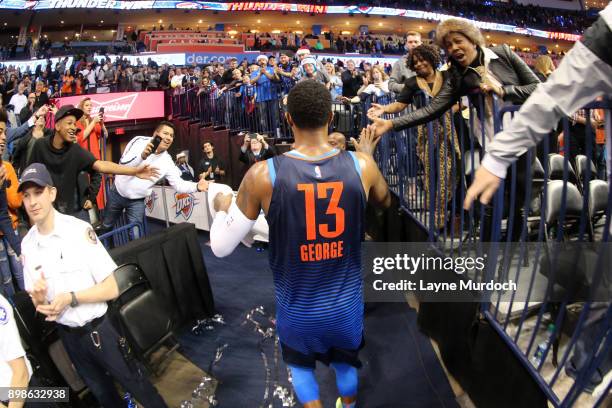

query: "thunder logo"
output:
174 193 198 220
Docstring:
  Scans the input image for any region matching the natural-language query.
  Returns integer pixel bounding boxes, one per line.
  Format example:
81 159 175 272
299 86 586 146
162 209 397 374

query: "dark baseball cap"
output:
54 104 83 122
18 163 54 192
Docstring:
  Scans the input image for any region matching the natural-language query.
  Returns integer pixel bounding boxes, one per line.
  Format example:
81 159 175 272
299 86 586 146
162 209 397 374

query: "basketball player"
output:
210 80 391 408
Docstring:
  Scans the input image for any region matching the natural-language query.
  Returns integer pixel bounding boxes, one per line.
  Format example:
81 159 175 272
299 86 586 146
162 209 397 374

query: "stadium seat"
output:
588 179 609 231
544 180 583 241
111 263 178 375
547 153 578 184
574 154 598 191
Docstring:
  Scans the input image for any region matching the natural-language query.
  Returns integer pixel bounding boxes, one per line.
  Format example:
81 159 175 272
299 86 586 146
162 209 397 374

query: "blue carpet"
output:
149 222 458 407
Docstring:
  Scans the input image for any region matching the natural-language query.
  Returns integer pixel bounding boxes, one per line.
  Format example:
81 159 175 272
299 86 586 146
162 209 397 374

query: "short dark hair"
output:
0 109 7 125
408 44 441 71
155 120 176 134
202 140 214 148
287 80 332 130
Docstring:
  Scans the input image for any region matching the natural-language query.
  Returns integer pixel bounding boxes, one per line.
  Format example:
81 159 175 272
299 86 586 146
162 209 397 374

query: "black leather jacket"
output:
392 45 540 131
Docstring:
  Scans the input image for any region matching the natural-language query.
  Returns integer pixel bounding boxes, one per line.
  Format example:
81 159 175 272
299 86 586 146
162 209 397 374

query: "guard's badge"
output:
86 227 98 244
0 305 8 325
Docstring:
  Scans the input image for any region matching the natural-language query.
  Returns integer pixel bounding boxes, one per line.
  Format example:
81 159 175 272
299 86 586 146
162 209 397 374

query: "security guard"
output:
0 293 32 408
19 163 167 408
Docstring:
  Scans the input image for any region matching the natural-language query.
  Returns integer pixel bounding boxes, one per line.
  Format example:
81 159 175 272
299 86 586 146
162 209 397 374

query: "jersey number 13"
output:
297 182 345 241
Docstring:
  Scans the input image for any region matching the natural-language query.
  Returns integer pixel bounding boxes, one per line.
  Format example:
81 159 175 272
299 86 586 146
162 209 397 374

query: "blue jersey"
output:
266 149 366 356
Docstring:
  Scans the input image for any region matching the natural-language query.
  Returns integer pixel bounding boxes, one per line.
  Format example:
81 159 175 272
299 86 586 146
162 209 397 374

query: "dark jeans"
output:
102 186 145 239
58 316 168 408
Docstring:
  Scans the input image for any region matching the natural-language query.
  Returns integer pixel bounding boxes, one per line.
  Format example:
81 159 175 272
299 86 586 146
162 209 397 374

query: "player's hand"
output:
214 166 221 175
213 192 233 213
134 164 160 181
463 167 503 209
197 178 210 192
368 117 393 136
242 136 251 148
352 125 381 156
28 271 48 306
141 142 155 160
368 103 385 118
36 292 71 321
83 200 93 210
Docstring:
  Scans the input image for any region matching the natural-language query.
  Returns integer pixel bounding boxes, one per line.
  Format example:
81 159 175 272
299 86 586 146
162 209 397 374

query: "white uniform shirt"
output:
21 211 117 328
114 136 198 199
0 294 33 389
8 93 27 116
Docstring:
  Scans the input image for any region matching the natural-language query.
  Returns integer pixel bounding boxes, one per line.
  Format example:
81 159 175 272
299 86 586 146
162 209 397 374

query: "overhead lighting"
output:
75 33 80 37
295 30 303 34
228 30 238 35
198 19 203 24
555 44 559 48
378 22 382 26
271 29 281 34
419 26 423 29
251 29 259 33
341 30 351 35
296 20 300 24
345 21 349 25
64 36 68 40
3 23 6 26
257 19 261 23
100 20 104 23
486 35 490 39
60 20 64 24
93 35 96 39
158 19 162 24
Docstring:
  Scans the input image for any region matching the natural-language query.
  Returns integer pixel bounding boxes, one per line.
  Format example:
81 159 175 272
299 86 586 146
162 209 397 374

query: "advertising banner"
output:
56 91 165 122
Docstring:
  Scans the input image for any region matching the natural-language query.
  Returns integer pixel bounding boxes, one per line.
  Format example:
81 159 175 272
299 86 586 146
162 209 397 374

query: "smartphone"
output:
99 107 105 115
151 135 162 152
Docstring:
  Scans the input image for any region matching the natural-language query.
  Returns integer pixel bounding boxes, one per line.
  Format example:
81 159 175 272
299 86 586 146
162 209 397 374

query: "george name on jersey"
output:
300 240 344 262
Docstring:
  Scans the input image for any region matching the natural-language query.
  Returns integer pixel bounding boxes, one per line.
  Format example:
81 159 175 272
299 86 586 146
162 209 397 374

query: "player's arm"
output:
210 162 268 257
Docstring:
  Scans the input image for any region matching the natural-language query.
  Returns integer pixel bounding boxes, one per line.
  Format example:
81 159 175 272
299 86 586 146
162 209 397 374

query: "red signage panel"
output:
56 91 165 123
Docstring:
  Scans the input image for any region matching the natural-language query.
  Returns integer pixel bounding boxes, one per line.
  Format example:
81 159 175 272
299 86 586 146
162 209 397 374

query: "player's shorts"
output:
280 336 365 369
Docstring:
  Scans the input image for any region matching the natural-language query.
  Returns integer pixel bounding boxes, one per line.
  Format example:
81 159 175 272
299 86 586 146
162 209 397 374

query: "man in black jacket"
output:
239 133 274 169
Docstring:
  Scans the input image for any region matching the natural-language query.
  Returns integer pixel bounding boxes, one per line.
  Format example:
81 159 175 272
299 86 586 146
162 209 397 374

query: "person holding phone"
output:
76 97 107 161
101 121 210 238
76 98 107 210
239 132 274 169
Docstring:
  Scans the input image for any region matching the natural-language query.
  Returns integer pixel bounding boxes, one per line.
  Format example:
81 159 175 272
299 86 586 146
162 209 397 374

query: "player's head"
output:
286 80 332 132
153 121 176 153
328 132 346 150
19 163 57 226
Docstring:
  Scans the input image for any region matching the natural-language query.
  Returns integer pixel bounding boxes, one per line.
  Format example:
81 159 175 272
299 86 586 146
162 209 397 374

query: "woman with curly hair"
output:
370 44 460 229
